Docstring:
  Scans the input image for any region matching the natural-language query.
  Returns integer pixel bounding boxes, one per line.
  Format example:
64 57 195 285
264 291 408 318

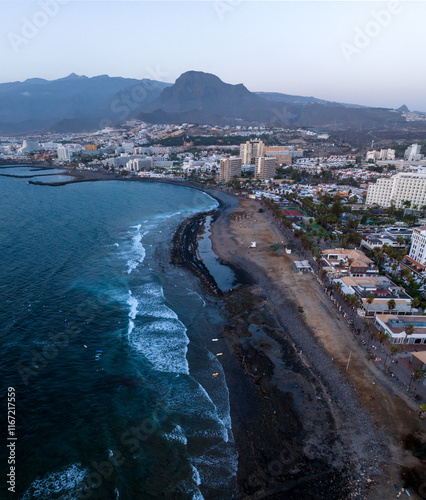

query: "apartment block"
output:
404 143 423 162
57 146 72 161
408 226 426 268
219 156 242 182
255 156 276 180
264 146 293 165
126 157 153 172
239 139 265 164
366 172 426 208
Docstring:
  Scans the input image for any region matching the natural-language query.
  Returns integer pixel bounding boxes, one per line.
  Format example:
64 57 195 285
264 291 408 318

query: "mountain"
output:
254 92 328 106
140 71 280 122
138 71 407 130
0 74 170 134
397 104 410 112
0 70 417 134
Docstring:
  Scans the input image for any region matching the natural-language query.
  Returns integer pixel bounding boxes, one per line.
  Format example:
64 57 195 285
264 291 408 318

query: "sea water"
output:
0 170 237 499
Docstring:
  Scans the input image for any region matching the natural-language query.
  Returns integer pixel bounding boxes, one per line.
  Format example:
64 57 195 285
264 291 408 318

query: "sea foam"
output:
126 224 147 274
21 464 87 499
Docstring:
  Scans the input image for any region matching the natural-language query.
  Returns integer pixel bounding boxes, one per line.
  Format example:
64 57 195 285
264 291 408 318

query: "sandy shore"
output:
206 196 426 499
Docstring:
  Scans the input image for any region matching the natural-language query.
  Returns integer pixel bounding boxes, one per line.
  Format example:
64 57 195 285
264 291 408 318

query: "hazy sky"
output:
1 1 425 110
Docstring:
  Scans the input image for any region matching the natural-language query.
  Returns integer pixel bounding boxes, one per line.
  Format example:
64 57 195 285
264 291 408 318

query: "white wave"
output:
135 283 178 319
163 424 188 445
203 193 219 210
127 291 139 337
154 210 182 221
126 224 147 274
190 447 238 490
191 464 201 486
22 463 87 499
127 291 138 320
170 464 205 500
131 320 189 374
186 288 206 307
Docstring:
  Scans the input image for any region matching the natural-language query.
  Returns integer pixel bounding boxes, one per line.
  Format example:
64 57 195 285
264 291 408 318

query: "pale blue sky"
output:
1 1 425 110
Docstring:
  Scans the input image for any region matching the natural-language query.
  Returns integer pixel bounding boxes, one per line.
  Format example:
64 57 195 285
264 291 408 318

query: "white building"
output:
404 143 423 162
219 156 242 182
366 150 379 161
379 148 396 161
57 146 72 162
375 315 426 345
366 149 395 162
20 140 40 154
126 158 153 172
255 156 276 180
408 226 426 268
239 139 265 164
366 172 426 208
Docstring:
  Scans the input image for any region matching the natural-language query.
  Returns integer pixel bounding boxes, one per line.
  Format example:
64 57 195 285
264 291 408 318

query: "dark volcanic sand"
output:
172 189 389 500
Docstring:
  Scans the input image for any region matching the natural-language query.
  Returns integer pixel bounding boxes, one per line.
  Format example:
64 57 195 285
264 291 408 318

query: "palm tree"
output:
387 343 401 369
366 294 374 304
363 294 374 316
378 331 390 352
333 281 343 294
409 368 426 392
410 298 420 312
404 323 415 341
387 299 396 312
363 319 376 349
352 295 363 311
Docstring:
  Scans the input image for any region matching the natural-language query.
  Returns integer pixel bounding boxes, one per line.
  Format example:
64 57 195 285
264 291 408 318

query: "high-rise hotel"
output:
366 172 426 208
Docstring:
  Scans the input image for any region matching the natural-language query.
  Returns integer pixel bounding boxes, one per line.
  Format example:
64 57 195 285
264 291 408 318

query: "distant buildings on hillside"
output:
404 143 424 162
365 148 395 161
237 139 303 180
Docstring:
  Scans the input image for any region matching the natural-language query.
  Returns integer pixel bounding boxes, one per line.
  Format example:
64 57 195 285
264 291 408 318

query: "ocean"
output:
0 168 238 499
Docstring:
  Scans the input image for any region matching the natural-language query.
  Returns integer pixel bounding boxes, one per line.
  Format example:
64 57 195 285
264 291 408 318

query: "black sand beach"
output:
170 189 389 499
9 164 424 498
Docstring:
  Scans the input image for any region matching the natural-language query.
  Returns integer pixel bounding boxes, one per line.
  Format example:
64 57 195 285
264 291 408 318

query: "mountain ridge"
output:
0 71 418 134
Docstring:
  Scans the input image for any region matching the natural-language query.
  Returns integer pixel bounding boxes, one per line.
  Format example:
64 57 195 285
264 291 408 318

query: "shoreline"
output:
11 164 426 496
175 195 384 498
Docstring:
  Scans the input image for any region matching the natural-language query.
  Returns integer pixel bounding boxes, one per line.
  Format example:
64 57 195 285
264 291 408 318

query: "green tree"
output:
378 331 390 352
409 368 426 392
387 343 401 369
387 299 396 312
405 323 415 339
411 298 420 312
